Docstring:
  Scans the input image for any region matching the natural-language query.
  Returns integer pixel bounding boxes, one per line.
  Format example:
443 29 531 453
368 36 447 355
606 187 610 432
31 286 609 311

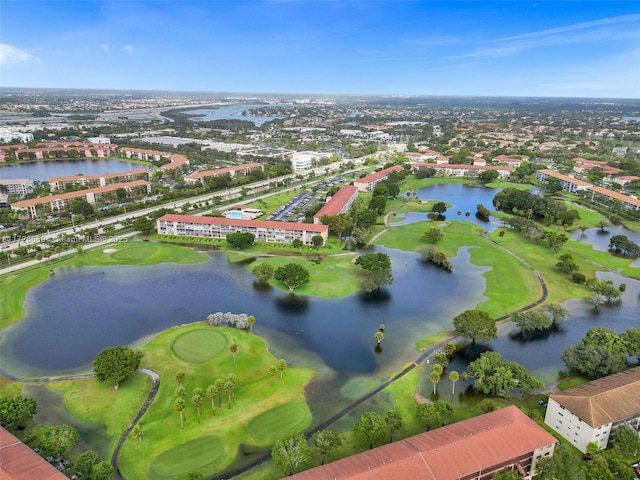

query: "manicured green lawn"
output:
488 229 593 305
376 221 542 318
117 324 315 480
0 269 49 329
251 253 361 297
245 400 312 445
563 239 640 278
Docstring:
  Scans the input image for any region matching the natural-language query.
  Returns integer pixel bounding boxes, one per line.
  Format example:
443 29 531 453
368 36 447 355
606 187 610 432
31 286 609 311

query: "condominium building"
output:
11 180 150 218
0 178 34 196
544 367 640 453
49 169 150 191
291 406 557 480
412 163 514 179
184 163 264 184
313 185 359 224
353 165 403 192
535 169 591 193
157 213 328 245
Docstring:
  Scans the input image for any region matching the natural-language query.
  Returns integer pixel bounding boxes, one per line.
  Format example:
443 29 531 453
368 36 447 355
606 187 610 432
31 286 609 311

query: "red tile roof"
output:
355 166 403 185
12 180 149 208
186 163 263 179
537 169 591 186
290 406 556 480
0 427 68 480
158 214 329 233
314 185 359 219
49 169 149 183
589 186 640 208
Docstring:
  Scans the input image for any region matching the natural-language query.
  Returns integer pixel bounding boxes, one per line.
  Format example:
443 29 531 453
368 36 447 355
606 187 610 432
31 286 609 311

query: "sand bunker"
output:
103 248 118 254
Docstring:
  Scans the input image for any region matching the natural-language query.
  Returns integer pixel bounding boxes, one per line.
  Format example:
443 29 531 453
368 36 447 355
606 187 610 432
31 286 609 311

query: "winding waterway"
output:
1 183 638 390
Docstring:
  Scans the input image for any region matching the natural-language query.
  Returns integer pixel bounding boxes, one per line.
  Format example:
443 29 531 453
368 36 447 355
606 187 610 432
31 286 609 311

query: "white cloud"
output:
99 44 110 52
0 43 39 65
122 45 135 53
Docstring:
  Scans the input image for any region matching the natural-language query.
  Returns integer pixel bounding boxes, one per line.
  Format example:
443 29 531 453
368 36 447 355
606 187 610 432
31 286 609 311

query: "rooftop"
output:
549 367 640 428
0 427 68 480
290 406 556 480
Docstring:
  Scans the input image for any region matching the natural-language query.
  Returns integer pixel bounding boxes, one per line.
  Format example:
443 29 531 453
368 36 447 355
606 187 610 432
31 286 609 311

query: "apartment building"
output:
184 163 264 184
313 185 359 224
157 214 328 245
0 178 34 196
544 368 640 453
49 169 150 191
353 165 403 192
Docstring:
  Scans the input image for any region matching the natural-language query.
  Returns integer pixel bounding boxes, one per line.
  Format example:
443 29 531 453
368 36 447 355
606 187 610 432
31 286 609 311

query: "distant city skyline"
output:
1 1 639 99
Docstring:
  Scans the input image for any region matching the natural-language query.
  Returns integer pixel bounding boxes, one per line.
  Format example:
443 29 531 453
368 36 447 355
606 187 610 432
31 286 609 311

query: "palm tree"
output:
191 393 203 424
375 331 384 345
132 424 143 442
268 365 278 383
206 385 217 416
175 371 185 385
247 315 256 332
214 379 225 409
277 359 287 379
223 381 234 409
229 344 238 363
174 398 185 429
430 371 441 396
449 371 459 395
379 324 385 332
431 363 443 376
174 385 185 398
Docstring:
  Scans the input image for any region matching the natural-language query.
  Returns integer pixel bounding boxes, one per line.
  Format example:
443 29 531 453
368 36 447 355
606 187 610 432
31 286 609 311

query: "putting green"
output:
111 243 157 261
149 434 229 477
171 329 227 363
246 400 311 445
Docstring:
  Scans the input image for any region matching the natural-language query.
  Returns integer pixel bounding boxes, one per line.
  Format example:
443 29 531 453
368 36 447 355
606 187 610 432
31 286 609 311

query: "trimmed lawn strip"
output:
0 270 49 329
149 435 229 478
415 331 454 351
118 324 314 480
376 221 541 318
489 230 597 305
252 254 360 297
245 400 312 446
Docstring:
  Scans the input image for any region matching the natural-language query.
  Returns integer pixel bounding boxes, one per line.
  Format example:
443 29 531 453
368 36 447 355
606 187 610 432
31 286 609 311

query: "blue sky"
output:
1 1 639 98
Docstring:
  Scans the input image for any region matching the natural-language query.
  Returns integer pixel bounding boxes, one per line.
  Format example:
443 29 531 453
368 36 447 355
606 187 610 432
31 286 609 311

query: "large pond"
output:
0 246 488 378
1 181 638 389
391 183 503 231
183 104 282 126
0 159 151 181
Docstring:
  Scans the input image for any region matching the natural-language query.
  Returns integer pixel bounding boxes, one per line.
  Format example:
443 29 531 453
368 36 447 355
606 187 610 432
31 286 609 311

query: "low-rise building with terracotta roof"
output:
49 169 150 191
291 406 556 480
11 180 151 218
313 185 359 224
535 169 591 193
157 213 328 245
0 427 68 480
544 367 640 453
588 186 640 211
184 163 264 184
613 175 640 186
413 163 514 179
353 166 403 192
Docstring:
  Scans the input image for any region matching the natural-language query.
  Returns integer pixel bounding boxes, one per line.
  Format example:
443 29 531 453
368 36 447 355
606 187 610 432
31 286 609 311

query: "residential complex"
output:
536 169 593 193
290 151 332 171
412 162 514 179
11 180 151 218
313 185 359 224
157 213 328 245
291 406 557 480
536 169 640 210
353 165 403 192
0 178 34 196
184 163 264 184
49 169 150 192
544 367 640 453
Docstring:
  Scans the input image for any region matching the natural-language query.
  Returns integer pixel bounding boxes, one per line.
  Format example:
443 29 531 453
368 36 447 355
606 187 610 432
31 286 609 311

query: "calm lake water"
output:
183 104 282 126
1 182 638 390
391 183 503 231
0 159 151 181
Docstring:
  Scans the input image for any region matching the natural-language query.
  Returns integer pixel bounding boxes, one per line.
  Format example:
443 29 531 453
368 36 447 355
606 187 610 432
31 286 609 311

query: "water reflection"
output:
0 159 151 181
0 247 489 377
